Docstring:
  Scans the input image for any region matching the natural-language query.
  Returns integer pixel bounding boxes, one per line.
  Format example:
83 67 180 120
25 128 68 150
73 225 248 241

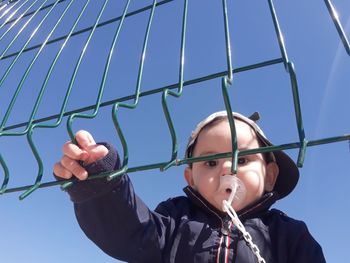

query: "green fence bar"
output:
267 0 307 167
0 0 174 61
0 0 75 136
161 0 188 171
107 0 158 181
61 0 132 189
2 0 67 28
19 0 91 199
220 0 239 174
324 0 350 55
0 0 40 45
267 0 289 69
0 0 29 30
0 153 9 194
0 0 52 86
0 0 20 20
1 58 285 133
2 132 350 195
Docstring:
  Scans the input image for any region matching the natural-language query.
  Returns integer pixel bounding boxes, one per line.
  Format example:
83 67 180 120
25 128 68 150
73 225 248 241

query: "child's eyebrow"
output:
198 149 251 156
238 147 255 152
196 147 262 158
197 151 217 157
238 147 262 155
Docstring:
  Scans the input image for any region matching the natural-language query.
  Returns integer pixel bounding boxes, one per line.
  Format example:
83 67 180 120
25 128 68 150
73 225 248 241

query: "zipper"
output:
185 187 232 263
217 216 231 263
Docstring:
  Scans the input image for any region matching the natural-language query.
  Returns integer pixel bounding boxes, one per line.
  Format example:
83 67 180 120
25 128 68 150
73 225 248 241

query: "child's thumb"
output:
75 130 108 164
75 130 96 150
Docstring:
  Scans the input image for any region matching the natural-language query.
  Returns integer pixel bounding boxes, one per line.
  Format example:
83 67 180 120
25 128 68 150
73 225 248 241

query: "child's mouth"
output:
216 175 247 211
225 188 232 194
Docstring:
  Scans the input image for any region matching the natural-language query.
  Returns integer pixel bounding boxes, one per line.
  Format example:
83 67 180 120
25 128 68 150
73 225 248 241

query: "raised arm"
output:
53 131 170 262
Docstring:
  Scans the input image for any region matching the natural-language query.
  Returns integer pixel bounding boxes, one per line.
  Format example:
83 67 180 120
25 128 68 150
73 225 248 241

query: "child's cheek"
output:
238 170 265 196
195 174 219 196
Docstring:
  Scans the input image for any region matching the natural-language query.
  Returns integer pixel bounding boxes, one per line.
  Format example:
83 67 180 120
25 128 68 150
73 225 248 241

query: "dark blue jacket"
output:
66 143 326 263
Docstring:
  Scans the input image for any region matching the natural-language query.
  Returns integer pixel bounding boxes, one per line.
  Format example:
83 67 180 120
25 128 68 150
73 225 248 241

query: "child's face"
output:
184 119 279 212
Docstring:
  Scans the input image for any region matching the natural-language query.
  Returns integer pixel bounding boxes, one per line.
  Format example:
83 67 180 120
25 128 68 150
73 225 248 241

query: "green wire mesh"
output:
0 0 349 200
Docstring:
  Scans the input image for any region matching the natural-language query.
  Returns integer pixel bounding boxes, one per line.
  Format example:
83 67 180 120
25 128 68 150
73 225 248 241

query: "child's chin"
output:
213 195 234 211
214 196 244 212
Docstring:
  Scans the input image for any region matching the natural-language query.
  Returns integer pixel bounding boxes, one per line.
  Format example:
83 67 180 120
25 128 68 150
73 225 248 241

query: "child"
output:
54 111 326 263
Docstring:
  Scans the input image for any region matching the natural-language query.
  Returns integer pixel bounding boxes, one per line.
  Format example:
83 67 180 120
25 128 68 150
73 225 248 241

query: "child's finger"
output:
85 144 109 164
75 130 96 150
62 141 89 162
60 155 88 180
53 162 73 179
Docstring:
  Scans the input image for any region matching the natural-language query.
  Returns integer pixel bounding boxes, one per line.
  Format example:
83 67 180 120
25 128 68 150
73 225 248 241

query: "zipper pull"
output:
221 216 231 235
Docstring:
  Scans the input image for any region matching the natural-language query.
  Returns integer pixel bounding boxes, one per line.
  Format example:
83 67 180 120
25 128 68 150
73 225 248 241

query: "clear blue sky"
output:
0 0 349 262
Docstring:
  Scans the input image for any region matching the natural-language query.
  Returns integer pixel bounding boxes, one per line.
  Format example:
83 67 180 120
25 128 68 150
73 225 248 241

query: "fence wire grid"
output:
0 0 349 201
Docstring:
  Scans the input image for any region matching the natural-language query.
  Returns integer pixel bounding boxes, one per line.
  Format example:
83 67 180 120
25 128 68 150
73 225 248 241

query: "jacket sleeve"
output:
269 209 326 263
287 221 326 263
64 143 173 262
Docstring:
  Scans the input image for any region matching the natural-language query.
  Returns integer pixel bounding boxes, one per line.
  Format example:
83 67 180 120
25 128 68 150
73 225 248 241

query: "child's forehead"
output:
202 118 257 135
199 119 260 146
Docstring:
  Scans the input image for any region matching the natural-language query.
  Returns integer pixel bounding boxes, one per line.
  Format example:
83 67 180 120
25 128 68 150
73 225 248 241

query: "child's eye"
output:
205 160 218 167
237 157 248 165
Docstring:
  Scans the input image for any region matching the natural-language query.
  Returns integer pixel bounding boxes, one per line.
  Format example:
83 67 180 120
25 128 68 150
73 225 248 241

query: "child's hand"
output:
53 130 109 180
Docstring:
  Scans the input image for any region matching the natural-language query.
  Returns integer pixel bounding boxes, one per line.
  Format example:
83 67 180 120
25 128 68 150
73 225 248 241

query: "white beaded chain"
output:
223 200 266 263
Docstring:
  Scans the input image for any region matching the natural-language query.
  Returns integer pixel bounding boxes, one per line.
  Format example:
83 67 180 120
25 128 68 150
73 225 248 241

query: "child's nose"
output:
221 159 233 175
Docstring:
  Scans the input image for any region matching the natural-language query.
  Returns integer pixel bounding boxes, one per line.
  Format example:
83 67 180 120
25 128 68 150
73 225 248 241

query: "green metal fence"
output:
0 0 349 200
